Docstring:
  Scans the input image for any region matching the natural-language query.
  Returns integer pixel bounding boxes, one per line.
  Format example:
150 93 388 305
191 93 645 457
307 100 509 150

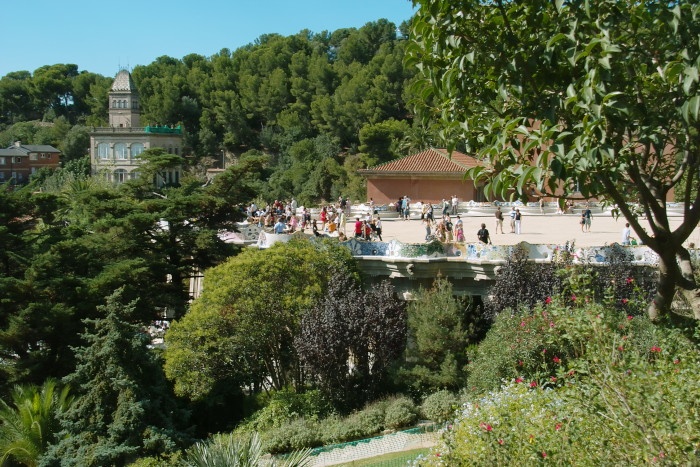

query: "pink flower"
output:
542 348 547 354
550 376 557 382
555 424 562 430
553 356 561 363
515 377 524 383
545 296 552 304
650 346 662 352
480 423 493 431
674 359 680 364
618 346 624 351
498 439 504 445
530 381 537 388
520 321 526 327
542 451 547 458
621 298 629 304
626 277 634 284
627 315 633 320
518 361 523 366
571 295 577 301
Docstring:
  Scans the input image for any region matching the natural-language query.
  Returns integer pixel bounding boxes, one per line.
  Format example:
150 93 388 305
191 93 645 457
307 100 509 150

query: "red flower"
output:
621 298 629 304
520 321 526 327
555 424 562 430
542 451 547 458
518 361 523 366
571 295 577 301
674 359 680 364
515 377 524 383
530 381 537 388
542 348 547 354
650 346 662 352
480 423 493 431
626 277 634 284
553 356 561 363
498 439 504 445
627 316 633 320
618 346 624 351
545 296 552 304
550 376 557 382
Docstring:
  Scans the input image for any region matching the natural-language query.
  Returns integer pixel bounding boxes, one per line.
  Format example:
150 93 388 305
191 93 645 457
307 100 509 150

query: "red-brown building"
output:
0 142 61 185
359 148 484 204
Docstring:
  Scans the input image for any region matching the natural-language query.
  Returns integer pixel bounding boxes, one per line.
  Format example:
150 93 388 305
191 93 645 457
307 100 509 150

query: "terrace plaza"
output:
202 203 699 303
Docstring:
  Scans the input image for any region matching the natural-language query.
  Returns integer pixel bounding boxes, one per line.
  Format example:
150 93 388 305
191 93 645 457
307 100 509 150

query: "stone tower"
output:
108 69 140 128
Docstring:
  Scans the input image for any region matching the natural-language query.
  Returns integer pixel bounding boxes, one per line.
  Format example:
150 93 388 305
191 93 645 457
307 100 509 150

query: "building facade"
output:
358 148 483 205
90 70 183 184
0 142 61 185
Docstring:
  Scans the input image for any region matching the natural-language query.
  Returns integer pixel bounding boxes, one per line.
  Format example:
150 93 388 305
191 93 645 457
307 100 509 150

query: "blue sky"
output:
2 0 416 78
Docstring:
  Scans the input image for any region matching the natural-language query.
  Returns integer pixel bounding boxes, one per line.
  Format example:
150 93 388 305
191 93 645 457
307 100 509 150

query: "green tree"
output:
358 119 410 166
407 0 700 319
0 379 73 467
400 279 470 395
164 238 358 399
41 289 186 467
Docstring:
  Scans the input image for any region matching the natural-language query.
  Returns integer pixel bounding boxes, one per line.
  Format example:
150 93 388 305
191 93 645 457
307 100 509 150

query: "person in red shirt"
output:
354 217 363 238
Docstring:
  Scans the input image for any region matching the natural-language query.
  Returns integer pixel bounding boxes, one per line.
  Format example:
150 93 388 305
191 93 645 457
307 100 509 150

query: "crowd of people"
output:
241 196 643 246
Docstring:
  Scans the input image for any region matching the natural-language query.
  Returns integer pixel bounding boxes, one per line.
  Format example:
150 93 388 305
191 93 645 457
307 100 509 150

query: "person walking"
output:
509 206 516 233
514 209 522 234
495 207 504 233
374 216 383 241
580 209 587 232
477 223 491 244
451 195 458 215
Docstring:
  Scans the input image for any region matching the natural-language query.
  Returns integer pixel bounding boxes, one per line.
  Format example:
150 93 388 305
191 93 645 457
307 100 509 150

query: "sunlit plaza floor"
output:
346 213 700 248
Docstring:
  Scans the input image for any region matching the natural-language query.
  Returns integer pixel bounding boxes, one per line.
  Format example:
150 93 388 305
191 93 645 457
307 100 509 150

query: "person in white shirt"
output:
509 207 516 233
621 223 632 245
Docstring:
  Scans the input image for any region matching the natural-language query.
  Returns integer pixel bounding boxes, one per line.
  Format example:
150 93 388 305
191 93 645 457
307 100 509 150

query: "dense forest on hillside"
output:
0 19 437 204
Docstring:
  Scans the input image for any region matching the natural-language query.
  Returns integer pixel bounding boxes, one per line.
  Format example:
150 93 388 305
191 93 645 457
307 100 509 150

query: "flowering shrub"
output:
466 295 662 395
419 302 700 465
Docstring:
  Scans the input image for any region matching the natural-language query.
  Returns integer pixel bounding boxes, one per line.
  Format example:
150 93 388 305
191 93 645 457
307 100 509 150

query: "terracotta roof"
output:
360 148 479 174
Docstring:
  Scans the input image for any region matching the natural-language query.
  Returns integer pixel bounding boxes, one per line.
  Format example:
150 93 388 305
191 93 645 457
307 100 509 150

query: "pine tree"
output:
401 279 471 395
40 288 187 467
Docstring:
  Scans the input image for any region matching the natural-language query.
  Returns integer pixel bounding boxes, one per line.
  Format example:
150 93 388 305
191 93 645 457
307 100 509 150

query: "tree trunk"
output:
648 248 700 321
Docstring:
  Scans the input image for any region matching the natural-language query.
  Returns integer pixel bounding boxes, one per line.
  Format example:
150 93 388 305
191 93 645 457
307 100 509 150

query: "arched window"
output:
98 143 110 160
130 143 144 158
114 143 127 160
114 169 128 183
112 100 117 108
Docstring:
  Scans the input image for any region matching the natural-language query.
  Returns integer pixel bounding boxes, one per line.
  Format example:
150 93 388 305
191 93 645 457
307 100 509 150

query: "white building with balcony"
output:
90 69 183 184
